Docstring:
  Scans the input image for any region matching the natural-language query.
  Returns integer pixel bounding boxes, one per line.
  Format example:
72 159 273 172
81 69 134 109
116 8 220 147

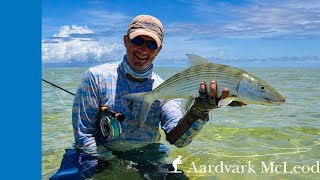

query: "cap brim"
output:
129 30 161 48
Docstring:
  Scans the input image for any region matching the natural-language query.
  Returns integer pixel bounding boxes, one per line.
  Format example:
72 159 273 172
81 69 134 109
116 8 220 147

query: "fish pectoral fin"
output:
185 97 194 111
186 54 209 67
218 97 236 108
138 102 151 127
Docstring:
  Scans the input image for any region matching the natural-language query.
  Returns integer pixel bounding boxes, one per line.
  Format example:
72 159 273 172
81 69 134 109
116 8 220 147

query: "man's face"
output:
124 35 162 71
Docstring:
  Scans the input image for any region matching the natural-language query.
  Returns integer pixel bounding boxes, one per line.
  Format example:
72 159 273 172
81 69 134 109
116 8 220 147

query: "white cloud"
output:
42 25 124 64
170 0 320 39
230 3 320 37
53 25 93 38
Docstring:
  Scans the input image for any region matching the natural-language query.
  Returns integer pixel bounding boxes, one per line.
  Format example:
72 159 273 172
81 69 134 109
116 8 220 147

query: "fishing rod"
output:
42 79 75 96
42 79 125 122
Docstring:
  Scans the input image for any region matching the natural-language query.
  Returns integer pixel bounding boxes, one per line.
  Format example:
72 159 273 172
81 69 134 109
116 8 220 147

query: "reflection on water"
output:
42 67 320 179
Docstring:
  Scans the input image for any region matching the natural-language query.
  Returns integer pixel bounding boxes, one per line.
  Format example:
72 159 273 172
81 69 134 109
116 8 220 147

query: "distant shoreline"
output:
42 65 320 69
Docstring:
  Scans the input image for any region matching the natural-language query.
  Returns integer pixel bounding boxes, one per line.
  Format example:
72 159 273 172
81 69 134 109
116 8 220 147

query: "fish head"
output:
238 74 285 105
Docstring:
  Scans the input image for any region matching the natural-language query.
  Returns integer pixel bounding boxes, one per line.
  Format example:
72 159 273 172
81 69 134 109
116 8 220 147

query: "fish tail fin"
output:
121 92 153 127
138 102 151 127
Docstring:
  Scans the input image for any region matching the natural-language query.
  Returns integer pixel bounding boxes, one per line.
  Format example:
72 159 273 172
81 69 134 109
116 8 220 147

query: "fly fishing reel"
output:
99 106 125 140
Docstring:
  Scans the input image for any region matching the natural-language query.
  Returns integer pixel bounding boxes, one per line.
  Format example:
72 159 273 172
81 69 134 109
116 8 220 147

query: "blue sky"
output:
42 0 320 67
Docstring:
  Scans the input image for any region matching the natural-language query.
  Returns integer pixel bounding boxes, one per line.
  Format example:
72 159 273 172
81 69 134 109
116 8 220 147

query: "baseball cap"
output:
127 15 164 47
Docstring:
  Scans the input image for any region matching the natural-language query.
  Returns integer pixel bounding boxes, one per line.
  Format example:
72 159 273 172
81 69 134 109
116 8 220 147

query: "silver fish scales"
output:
122 54 285 127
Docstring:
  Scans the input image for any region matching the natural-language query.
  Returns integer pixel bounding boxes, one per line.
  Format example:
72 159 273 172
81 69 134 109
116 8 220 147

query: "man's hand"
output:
190 81 246 117
166 81 246 144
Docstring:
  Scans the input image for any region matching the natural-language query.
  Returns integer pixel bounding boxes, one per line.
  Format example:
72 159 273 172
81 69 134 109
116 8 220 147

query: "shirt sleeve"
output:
72 70 100 154
72 70 115 160
172 117 208 148
160 99 209 148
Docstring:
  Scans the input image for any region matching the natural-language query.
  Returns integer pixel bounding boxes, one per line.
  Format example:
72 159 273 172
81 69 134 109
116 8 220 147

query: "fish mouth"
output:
263 97 285 105
271 101 285 105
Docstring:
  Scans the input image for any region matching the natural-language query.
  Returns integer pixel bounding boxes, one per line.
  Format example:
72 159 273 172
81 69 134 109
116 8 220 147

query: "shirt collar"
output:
120 55 153 82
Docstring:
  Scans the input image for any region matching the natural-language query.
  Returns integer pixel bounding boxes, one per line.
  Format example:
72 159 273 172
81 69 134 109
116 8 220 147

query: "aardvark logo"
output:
170 155 182 173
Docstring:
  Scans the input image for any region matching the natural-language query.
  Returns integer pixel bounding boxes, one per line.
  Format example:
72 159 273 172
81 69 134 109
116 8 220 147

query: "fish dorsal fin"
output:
186 54 209 67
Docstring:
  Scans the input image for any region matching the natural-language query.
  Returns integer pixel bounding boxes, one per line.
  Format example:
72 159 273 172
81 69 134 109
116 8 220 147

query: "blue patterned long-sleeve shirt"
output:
72 56 207 158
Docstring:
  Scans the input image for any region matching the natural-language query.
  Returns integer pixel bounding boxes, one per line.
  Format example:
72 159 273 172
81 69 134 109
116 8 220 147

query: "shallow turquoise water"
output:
42 67 320 179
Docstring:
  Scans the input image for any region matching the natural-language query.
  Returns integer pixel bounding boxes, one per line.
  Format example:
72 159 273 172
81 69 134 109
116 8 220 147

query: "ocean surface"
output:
42 67 320 180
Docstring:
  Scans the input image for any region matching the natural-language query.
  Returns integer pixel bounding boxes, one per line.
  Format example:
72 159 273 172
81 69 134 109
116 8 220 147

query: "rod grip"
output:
99 106 125 123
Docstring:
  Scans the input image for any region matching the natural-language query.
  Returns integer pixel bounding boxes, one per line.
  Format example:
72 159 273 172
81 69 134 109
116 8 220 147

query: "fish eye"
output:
259 85 266 92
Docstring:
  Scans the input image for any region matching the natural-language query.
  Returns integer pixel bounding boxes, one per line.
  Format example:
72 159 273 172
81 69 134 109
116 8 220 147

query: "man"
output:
51 15 242 180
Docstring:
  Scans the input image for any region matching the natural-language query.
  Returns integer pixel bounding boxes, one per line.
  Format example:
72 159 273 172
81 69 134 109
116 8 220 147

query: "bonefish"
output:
122 54 285 127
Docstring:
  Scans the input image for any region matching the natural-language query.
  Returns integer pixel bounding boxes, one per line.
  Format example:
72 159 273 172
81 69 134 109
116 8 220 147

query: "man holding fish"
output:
64 14 284 179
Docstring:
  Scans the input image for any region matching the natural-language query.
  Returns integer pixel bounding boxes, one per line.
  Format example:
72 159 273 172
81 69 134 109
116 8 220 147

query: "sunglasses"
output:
130 36 158 50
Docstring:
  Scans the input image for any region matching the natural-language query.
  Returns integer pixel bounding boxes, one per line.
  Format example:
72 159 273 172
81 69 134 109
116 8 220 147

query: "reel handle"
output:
99 106 125 123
